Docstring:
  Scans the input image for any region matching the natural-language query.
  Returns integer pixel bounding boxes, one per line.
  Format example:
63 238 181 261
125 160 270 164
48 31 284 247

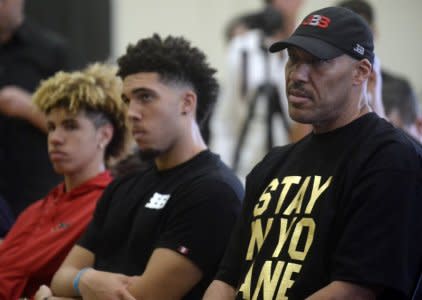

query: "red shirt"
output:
0 171 112 299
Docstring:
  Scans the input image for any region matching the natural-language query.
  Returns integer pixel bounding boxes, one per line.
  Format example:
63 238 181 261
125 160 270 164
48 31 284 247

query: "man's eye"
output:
288 55 298 64
64 122 78 130
122 96 130 105
47 124 55 132
139 93 153 102
311 58 330 66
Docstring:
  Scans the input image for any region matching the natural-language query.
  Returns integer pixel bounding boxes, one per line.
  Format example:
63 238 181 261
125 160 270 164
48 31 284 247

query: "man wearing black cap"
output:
204 6 422 300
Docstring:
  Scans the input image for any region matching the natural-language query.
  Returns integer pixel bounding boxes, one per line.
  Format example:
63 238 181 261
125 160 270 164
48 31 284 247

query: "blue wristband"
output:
72 267 91 296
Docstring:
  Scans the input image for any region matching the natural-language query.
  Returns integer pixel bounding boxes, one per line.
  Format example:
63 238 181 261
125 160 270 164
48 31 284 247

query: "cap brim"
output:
269 35 344 60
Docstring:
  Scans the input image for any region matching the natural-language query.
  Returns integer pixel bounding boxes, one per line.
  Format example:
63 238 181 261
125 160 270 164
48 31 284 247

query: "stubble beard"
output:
138 148 161 161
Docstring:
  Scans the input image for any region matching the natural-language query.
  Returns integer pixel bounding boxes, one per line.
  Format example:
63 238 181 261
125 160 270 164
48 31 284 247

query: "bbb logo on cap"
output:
269 7 374 64
302 14 331 29
353 44 365 55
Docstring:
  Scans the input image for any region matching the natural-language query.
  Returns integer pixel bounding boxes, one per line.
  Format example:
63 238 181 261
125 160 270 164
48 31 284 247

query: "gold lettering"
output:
288 218 315 261
305 176 332 214
246 218 274 260
254 178 279 217
238 262 254 299
251 260 285 300
272 217 297 258
275 176 301 214
283 176 311 215
275 262 302 299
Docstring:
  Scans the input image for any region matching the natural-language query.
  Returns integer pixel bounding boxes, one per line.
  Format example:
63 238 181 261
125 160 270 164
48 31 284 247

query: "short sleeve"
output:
155 178 241 275
331 143 422 297
215 147 289 287
214 199 251 288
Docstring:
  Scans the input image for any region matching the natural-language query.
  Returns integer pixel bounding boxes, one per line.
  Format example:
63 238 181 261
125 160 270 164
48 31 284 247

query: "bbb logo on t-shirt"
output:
145 192 170 210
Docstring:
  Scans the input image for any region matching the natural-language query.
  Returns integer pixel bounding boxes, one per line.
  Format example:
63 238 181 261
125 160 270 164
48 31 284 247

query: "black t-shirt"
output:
217 113 422 299
79 150 244 299
0 21 78 217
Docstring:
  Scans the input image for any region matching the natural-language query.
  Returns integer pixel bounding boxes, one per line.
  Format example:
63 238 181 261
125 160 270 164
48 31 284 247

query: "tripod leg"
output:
232 89 260 172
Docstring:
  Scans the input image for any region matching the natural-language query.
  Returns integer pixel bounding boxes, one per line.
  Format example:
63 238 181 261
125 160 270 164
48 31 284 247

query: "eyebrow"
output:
130 87 155 95
61 118 77 123
46 117 78 126
123 87 156 98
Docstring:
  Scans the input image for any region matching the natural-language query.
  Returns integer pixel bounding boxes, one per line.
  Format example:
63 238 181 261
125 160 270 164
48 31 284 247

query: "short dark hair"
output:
117 34 219 126
337 0 374 26
383 74 419 126
244 6 284 37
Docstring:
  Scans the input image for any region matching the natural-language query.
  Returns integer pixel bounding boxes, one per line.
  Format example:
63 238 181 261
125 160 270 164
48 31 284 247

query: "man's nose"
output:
288 62 310 82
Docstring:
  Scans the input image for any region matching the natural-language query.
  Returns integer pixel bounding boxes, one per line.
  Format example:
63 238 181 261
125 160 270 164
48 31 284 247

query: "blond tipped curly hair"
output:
33 63 131 163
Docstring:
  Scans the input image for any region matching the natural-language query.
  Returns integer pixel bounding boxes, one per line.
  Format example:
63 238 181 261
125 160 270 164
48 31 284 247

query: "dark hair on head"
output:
246 6 284 36
383 76 419 126
337 0 374 26
117 34 219 126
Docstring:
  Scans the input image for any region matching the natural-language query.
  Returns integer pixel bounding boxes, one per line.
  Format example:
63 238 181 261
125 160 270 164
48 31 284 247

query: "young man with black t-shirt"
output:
39 35 243 300
204 7 422 300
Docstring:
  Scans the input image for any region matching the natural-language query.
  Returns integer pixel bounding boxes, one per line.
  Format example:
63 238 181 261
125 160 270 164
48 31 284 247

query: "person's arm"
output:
326 143 422 298
305 281 376 300
50 245 95 296
51 244 136 300
53 247 202 300
203 150 287 300
203 280 236 300
0 86 47 132
200 209 247 300
125 248 202 299
34 285 79 300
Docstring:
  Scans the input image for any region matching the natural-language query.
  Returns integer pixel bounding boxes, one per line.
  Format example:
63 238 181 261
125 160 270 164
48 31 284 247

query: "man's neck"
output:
155 125 207 171
0 18 23 44
64 164 106 192
0 30 13 44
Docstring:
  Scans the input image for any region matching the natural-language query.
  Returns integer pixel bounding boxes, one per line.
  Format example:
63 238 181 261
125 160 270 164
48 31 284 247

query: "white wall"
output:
111 0 422 96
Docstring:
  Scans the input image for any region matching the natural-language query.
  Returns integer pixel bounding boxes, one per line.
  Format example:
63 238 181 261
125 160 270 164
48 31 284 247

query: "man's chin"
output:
289 113 309 124
138 148 161 161
288 107 313 125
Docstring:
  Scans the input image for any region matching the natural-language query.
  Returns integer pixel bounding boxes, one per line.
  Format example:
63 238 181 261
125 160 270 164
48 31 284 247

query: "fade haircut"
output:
33 63 131 164
117 34 219 126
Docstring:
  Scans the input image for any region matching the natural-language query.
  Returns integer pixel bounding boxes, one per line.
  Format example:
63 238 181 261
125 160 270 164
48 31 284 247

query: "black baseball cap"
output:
269 6 374 64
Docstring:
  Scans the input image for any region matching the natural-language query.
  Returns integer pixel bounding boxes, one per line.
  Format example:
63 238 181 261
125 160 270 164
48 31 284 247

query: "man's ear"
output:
353 59 372 85
415 116 422 137
98 123 114 150
181 90 197 116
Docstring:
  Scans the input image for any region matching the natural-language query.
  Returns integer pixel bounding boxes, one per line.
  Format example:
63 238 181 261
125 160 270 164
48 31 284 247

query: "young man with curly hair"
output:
40 34 244 300
0 63 130 299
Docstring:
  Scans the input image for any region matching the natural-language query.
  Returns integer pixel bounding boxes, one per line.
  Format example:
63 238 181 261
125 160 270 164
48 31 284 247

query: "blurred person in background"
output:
383 75 422 144
338 0 422 140
212 0 307 181
0 0 83 232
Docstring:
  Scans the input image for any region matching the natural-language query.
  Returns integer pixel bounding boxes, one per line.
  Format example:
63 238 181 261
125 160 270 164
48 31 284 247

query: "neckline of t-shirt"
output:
154 149 212 175
310 112 376 141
